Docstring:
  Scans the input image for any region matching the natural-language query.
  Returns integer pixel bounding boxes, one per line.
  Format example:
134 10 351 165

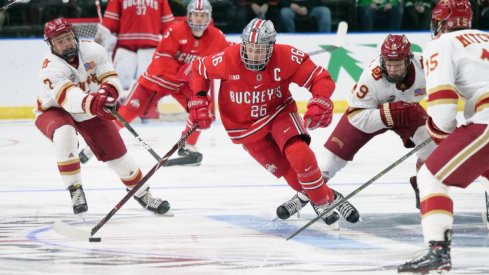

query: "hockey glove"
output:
82 93 117 120
380 101 421 127
98 82 119 100
303 96 333 129
188 94 213 129
426 116 449 144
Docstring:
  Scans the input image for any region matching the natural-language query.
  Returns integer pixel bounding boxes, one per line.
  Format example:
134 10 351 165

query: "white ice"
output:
0 115 487 275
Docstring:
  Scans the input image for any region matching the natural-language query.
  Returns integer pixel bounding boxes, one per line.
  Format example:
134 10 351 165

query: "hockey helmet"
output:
44 18 79 61
431 0 472 38
380 34 413 83
187 0 212 32
240 18 276 71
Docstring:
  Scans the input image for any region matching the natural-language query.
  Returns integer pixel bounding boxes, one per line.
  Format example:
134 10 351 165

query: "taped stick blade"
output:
54 220 92 241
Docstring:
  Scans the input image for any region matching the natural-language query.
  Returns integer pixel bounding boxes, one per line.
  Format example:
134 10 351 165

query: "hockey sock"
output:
106 153 145 197
283 137 333 205
182 120 201 145
283 168 304 192
53 125 81 188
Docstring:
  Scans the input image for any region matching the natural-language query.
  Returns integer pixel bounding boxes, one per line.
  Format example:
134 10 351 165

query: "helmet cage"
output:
240 18 276 71
44 18 79 61
187 0 212 32
380 34 413 83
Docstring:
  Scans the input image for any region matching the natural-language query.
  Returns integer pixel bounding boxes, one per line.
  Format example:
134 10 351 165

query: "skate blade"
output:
327 221 340 231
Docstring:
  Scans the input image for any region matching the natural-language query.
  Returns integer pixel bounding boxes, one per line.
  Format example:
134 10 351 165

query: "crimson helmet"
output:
380 34 413 83
187 0 212 32
44 18 79 60
240 18 276 71
431 0 472 38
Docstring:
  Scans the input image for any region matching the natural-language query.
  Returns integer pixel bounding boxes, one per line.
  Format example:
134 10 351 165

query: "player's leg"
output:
172 87 203 164
136 48 160 121
112 47 138 92
272 112 360 225
76 117 170 214
399 124 489 273
35 108 87 215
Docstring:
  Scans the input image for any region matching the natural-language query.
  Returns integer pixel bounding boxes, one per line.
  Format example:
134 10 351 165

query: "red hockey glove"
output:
188 94 212 129
303 96 333 129
426 116 449 144
82 93 117 120
380 101 421 127
98 82 119 100
177 63 192 83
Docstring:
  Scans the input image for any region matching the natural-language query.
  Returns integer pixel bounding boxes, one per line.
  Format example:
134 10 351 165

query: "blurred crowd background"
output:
0 0 487 37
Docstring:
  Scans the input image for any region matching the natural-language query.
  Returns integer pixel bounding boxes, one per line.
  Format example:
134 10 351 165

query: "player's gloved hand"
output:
82 92 117 120
188 94 212 129
98 82 119 100
177 63 192 83
303 96 334 129
426 116 449 144
380 101 421 127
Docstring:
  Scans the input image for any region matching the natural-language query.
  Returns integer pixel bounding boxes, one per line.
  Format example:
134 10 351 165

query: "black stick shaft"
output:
110 109 161 161
287 138 432 240
90 123 199 236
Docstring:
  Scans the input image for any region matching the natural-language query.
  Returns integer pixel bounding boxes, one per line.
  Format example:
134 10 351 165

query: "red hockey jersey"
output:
139 20 230 93
192 44 336 144
102 0 174 49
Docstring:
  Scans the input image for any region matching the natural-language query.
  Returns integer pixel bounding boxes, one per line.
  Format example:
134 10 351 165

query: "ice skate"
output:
276 193 309 220
331 189 360 223
68 183 88 215
132 188 171 215
175 142 203 166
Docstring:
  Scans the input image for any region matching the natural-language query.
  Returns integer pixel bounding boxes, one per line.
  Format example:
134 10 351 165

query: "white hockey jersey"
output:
35 40 121 122
347 53 427 133
423 29 489 133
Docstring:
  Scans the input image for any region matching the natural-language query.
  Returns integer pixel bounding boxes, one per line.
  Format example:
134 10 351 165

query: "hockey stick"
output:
287 137 433 240
0 0 21 11
95 0 103 23
307 21 348 56
485 192 489 230
110 108 201 166
54 123 199 241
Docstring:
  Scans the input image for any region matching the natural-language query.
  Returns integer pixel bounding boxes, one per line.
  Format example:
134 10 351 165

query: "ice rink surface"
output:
1 115 488 274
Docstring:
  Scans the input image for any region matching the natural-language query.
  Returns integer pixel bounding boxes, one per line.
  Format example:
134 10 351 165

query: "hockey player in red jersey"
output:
189 18 360 228
312 34 436 211
113 0 231 165
36 18 171 216
398 0 489 273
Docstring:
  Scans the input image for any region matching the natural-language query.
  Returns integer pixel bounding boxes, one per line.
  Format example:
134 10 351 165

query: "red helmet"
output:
431 0 472 38
380 34 413 83
43 18 78 60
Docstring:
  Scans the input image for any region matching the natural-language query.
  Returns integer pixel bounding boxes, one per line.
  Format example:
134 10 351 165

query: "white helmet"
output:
240 18 276 71
187 0 212 32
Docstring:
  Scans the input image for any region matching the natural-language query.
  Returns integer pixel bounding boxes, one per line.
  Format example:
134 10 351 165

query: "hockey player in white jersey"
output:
276 34 437 223
398 0 489 273
35 18 170 216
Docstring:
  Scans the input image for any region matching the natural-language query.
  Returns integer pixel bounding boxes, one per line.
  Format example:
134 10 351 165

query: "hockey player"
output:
189 18 360 228
279 34 436 216
82 0 231 166
398 0 489 273
114 0 231 165
35 18 170 216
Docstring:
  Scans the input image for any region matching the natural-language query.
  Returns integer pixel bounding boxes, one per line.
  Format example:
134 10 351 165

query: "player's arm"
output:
101 0 121 33
40 61 88 114
93 43 122 101
153 27 182 72
423 44 458 143
287 47 335 129
160 0 175 32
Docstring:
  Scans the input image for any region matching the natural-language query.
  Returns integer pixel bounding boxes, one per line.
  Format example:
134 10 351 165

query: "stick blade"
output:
54 220 92 241
333 21 348 48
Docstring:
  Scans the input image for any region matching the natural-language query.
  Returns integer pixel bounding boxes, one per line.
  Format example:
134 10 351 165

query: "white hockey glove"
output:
95 23 117 53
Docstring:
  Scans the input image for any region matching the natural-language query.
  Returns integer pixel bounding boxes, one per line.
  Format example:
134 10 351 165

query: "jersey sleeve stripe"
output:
475 92 489 112
104 12 119 21
55 83 75 106
302 66 319 89
427 86 459 107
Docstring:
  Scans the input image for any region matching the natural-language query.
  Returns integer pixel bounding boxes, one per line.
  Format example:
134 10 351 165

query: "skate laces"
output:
138 190 163 209
283 194 307 217
333 191 356 219
70 186 86 206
